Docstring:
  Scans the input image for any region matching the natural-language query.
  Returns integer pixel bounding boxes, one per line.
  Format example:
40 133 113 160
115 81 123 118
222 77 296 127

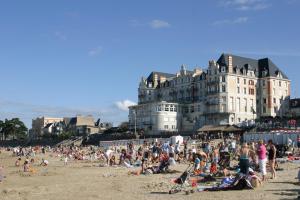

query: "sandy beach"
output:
0 150 299 200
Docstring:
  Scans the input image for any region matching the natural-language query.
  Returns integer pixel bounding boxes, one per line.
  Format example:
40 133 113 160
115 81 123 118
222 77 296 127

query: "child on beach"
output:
64 156 68 166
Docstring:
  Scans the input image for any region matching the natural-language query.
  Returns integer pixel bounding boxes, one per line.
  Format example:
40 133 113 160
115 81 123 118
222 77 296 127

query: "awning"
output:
197 125 242 133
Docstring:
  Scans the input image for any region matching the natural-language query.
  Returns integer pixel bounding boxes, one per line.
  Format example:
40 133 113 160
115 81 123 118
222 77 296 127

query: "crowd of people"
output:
0 136 300 188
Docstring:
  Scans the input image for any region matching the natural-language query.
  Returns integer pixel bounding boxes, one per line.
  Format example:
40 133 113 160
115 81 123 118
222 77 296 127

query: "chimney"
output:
153 73 158 88
228 55 233 73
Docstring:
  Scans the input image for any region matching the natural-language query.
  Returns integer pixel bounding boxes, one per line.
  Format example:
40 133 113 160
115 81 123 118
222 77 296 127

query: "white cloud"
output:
88 46 103 56
220 0 270 11
213 17 249 26
115 100 136 111
149 19 171 29
54 31 67 40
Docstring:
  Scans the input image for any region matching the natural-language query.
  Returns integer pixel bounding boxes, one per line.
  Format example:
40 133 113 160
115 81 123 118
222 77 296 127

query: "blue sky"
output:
0 0 299 128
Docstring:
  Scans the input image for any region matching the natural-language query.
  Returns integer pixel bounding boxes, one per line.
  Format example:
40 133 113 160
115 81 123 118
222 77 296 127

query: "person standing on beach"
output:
64 155 68 166
257 140 267 181
268 140 277 179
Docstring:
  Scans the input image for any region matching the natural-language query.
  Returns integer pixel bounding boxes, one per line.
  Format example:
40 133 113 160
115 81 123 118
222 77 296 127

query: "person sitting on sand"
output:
109 155 116 166
194 154 201 172
119 149 127 165
24 160 30 172
15 157 21 167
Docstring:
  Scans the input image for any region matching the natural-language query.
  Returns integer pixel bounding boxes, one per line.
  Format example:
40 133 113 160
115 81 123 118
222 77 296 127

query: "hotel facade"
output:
128 54 291 135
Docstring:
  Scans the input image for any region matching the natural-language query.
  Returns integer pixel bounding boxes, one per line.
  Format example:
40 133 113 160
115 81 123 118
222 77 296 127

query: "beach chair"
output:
169 164 195 195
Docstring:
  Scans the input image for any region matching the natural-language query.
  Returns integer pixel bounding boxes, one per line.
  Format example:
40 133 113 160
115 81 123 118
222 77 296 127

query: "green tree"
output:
0 120 4 141
2 118 28 140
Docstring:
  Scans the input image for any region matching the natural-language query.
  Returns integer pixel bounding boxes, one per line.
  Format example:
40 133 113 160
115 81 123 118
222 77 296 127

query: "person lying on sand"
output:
40 159 49 167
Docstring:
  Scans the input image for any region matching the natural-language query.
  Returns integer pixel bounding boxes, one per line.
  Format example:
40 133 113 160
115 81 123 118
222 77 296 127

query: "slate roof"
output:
147 71 176 82
217 53 288 79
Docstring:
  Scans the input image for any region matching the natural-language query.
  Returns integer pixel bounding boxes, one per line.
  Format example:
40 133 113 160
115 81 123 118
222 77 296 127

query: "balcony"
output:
203 109 232 115
207 81 219 85
207 91 219 95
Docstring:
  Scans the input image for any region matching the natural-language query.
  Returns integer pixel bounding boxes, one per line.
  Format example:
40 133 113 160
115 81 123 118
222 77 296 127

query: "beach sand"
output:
0 151 299 200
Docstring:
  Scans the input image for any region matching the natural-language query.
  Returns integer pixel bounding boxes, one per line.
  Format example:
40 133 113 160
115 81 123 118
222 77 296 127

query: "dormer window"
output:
221 67 226 73
262 70 268 77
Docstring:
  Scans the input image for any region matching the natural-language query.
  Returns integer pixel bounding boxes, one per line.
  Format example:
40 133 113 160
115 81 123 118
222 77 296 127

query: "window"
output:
164 125 168 129
250 99 254 108
197 104 201 112
274 107 278 113
279 81 281 87
237 87 240 94
273 98 276 104
231 117 234 123
172 125 176 130
170 105 174 112
174 105 178 112
249 88 255 95
263 98 267 104
244 79 246 84
221 67 226 72
237 78 240 84
157 105 162 111
165 105 169 111
222 76 225 82
263 106 266 113
244 88 247 94
190 106 194 113
244 98 247 112
273 88 276 95
222 85 226 92
238 118 241 122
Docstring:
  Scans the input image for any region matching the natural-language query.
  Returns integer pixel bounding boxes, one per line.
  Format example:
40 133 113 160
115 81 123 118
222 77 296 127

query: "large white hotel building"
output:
128 54 291 135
